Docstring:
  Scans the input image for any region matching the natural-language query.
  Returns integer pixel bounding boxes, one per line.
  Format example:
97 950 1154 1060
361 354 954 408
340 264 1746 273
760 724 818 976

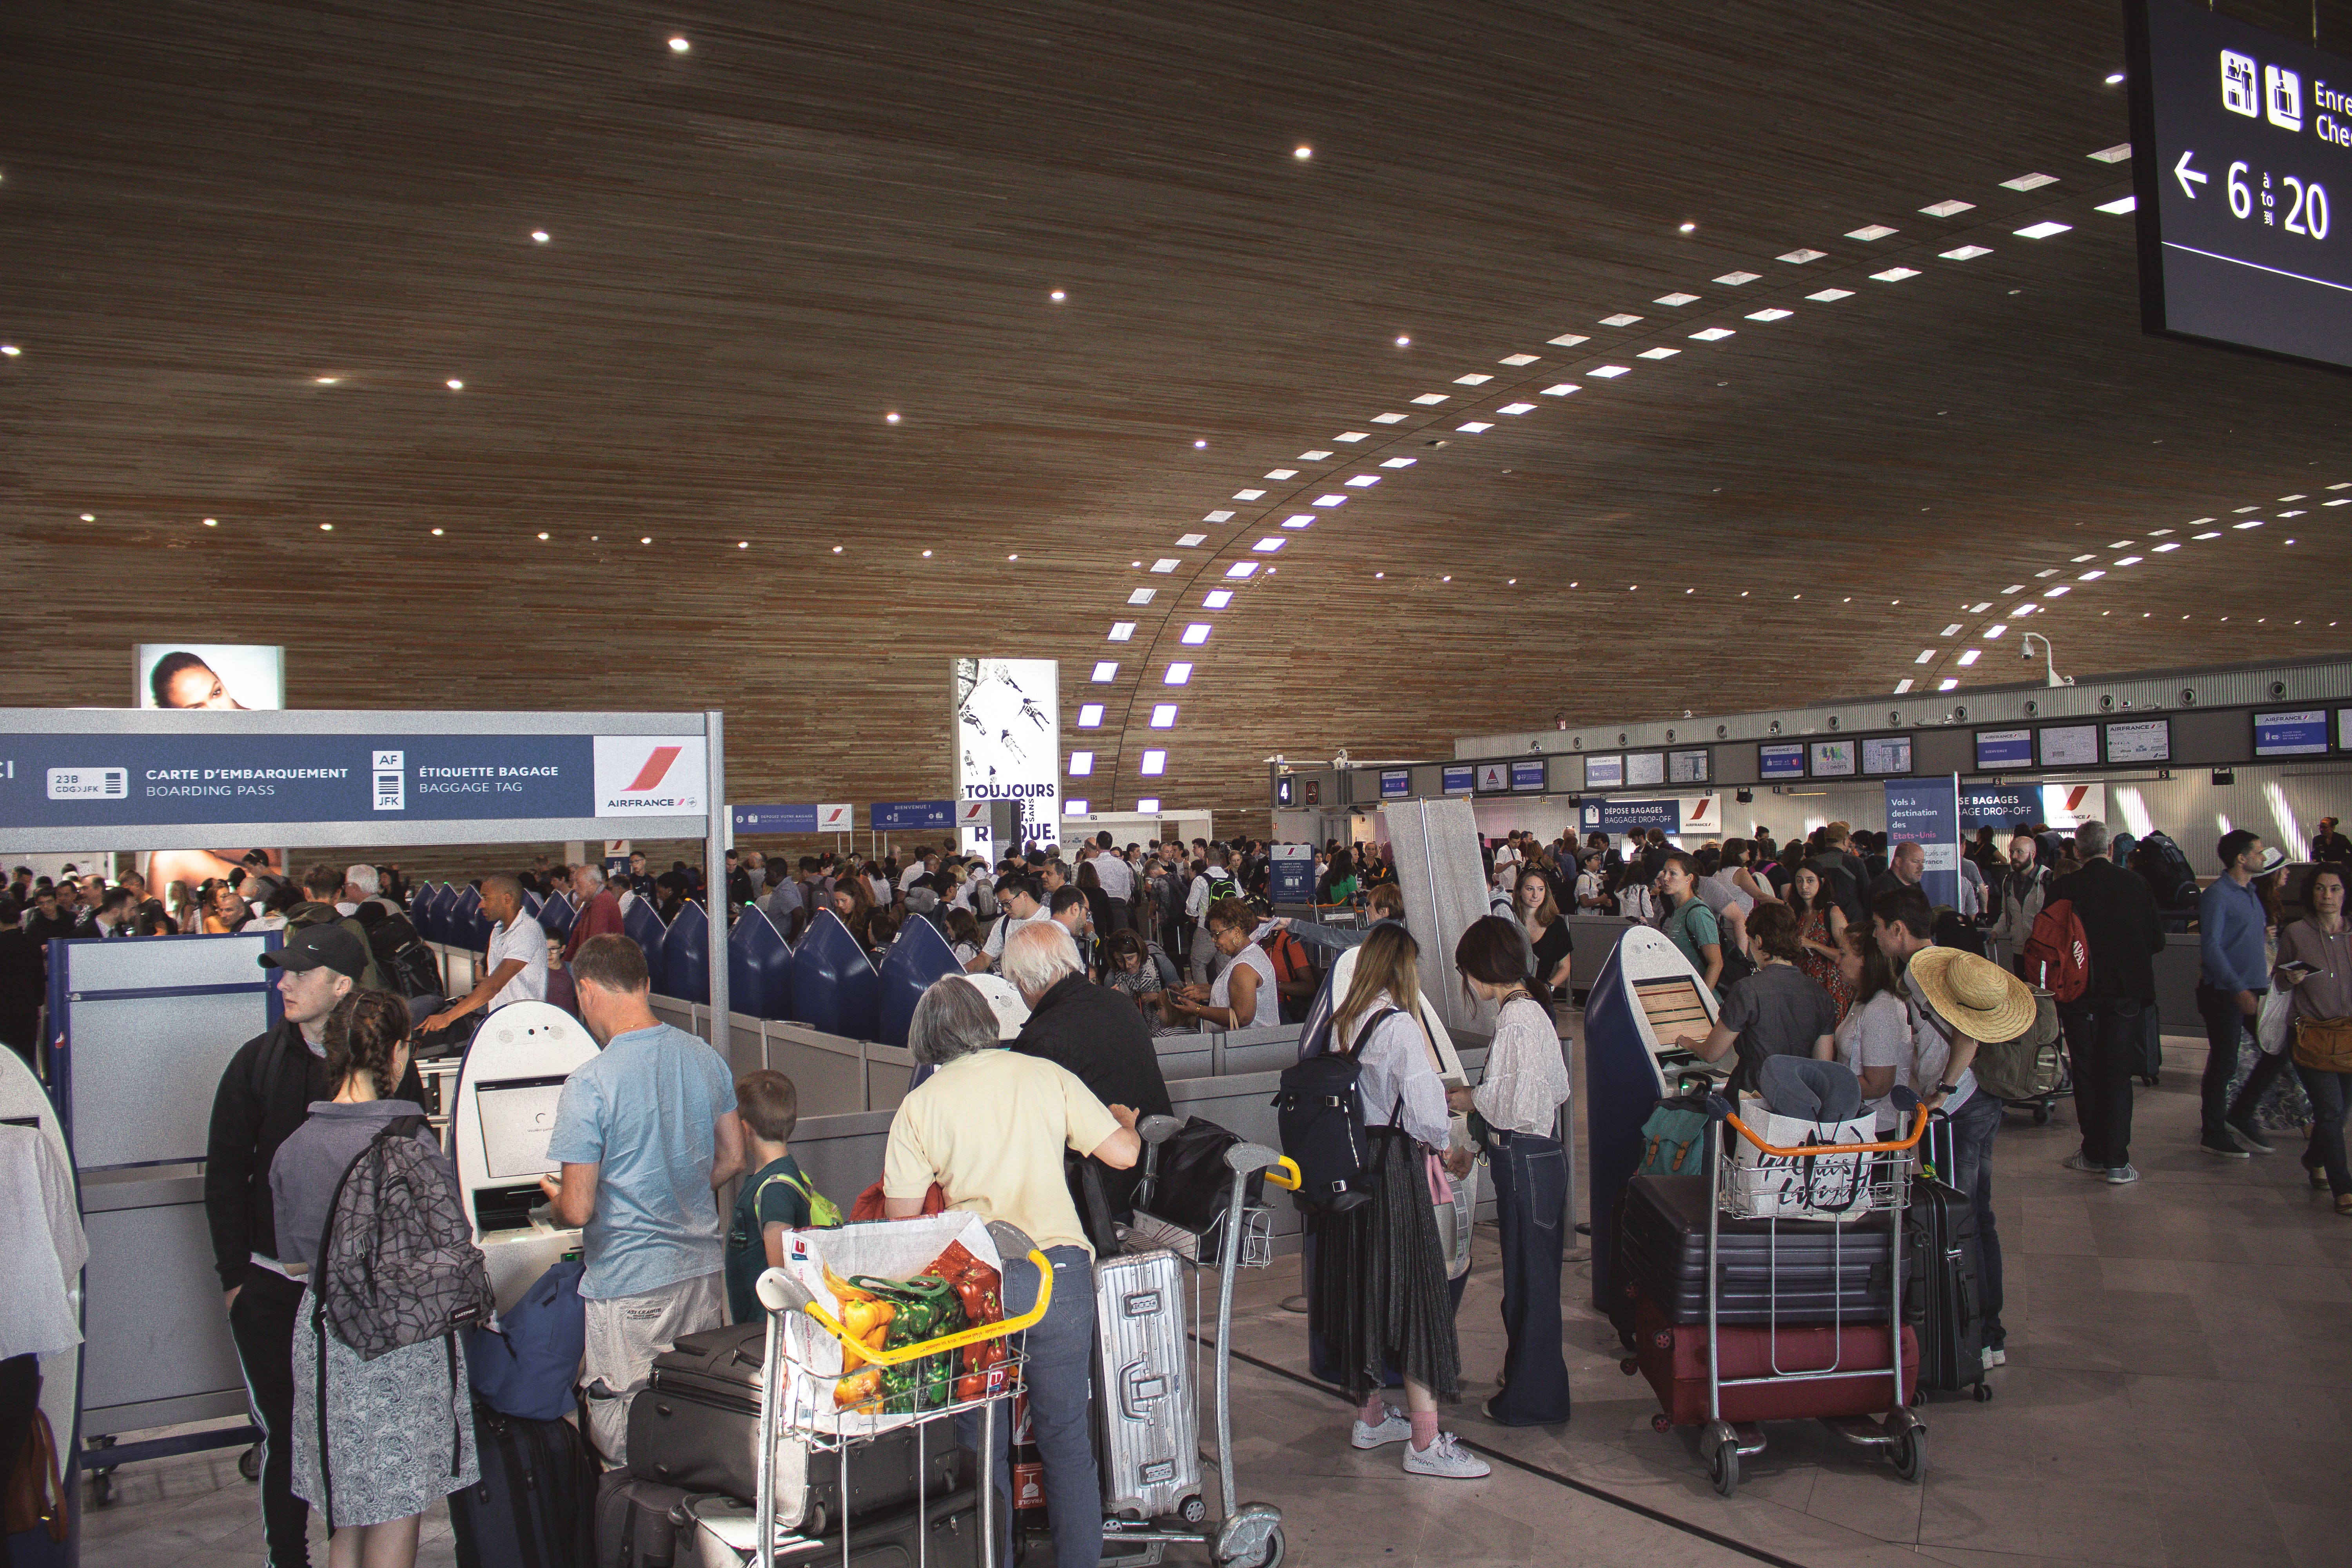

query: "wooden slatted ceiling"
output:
2 0 2348 846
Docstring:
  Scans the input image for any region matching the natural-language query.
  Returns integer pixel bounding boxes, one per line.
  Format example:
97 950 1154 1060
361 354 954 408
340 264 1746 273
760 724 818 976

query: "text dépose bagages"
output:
1093 1249 1201 1523
597 1471 693 1568
450 1402 599 1568
1614 1174 1895 1326
1906 1174 1991 1400
1627 1285 1918 1428
628 1323 958 1533
682 1486 984 1568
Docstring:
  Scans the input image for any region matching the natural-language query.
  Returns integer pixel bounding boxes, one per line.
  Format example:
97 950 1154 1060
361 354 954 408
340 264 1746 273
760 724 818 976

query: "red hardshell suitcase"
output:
1628 1285 1917 1428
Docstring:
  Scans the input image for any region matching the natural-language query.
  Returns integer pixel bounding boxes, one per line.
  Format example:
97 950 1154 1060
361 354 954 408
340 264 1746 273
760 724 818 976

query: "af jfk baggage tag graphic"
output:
592 735 709 816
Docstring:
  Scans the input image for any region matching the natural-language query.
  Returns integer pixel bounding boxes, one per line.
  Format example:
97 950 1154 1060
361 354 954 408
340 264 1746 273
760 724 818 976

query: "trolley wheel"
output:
87 1469 114 1508
1893 1425 1927 1483
1223 1526 1284 1568
1971 1382 1994 1403
239 1444 263 1482
1708 1441 1740 1498
1180 1494 1209 1526
1651 1413 1672 1434
1621 1357 1641 1376
2141 1073 2160 1087
2033 1103 2051 1126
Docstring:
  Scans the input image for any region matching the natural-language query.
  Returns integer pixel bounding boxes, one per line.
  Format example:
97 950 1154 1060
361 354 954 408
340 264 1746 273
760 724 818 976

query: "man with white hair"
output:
1004 922 1172 1218
564 862 627 962
336 862 383 916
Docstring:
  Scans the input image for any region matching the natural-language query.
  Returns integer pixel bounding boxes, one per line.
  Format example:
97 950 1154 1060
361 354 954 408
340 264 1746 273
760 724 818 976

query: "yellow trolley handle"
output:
795 1249 1054 1368
1263 1156 1303 1192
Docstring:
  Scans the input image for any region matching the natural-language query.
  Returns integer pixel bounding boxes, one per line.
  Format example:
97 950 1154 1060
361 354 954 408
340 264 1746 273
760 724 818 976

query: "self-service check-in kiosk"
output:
450 1000 600 1310
1581 926 1728 1311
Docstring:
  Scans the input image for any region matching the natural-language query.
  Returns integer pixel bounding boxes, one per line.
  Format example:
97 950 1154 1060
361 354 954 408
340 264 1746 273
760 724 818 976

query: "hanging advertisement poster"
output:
955 660 1059 850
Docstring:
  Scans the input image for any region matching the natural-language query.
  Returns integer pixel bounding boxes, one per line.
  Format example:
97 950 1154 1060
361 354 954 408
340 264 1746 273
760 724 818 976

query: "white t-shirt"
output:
1835 989 1911 1132
900 862 930 895
1091 853 1134 903
981 907 1052 966
487 914 550 1009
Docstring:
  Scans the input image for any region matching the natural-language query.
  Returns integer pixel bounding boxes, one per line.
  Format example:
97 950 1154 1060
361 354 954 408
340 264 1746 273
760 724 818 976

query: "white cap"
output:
960 973 1031 1040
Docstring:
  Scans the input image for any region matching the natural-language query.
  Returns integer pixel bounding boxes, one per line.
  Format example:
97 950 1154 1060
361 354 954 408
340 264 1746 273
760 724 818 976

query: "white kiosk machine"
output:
450 1001 601 1310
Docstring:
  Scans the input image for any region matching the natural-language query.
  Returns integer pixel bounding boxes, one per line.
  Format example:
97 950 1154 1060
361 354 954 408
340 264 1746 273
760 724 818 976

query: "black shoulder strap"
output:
1345 1005 1403 1055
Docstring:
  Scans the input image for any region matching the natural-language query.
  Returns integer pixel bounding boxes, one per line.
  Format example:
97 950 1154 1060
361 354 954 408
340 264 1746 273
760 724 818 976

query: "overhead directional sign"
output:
2127 0 2352 370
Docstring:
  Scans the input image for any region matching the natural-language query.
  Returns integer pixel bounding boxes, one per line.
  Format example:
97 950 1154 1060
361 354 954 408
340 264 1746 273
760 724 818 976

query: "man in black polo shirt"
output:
205 925 423 1568
2048 820 2165 1185
1002 920 1172 1216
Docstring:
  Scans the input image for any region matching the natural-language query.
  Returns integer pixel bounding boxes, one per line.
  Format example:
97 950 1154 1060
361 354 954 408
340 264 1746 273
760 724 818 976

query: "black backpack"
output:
365 911 444 999
1272 1007 1397 1213
2134 832 2200 910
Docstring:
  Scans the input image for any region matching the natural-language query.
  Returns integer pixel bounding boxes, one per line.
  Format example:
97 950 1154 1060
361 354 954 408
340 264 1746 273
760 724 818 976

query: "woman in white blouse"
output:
1311 924 1491 1480
1448 916 1572 1425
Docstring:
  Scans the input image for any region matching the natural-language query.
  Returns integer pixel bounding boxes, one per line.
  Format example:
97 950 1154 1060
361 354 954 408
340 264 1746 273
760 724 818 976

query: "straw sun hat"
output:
1906 946 2038 1044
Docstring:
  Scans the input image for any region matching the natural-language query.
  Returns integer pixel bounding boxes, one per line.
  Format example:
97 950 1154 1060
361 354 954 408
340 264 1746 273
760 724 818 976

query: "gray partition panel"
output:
1566 916 1636 997
1387 798 1497 1038
79 1174 250 1436
61 934 275 1169
786 1110 896 1212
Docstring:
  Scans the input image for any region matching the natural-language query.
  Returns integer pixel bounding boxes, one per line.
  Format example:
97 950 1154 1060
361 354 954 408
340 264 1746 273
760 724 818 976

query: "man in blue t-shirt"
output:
2197 829 2282 1159
544 935 744 1465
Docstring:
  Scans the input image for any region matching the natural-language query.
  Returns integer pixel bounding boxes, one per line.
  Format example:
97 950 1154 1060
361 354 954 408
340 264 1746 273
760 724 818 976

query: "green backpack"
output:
1637 1094 1713 1176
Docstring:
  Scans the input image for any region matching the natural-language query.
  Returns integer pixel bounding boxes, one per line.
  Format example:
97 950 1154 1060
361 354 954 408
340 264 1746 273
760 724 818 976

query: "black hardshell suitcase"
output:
1614 1174 1894 1325
627 1324 958 1530
595 1471 691 1568
450 1403 599 1568
1906 1174 1991 1401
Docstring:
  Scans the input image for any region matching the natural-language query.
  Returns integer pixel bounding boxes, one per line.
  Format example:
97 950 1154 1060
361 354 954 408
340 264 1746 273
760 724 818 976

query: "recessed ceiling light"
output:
1689 327 1735 341
642 536 652 544
1334 431 1370 442
319 523 334 531
2281 509 2306 517
668 35 690 51
1636 347 1679 359
2234 519 2264 529
2154 541 2181 552
833 544 844 553
1589 365 1630 378
1202 590 1232 608
1456 421 1493 432
1374 572 1384 579
1091 661 1117 681
1225 562 1257 578
1915 650 1937 664
1181 624 1210 644
922 548 933 557
1177 532 1207 546
2089 142 2132 162
1940 245 1992 260
1299 450 1334 460
1410 394 1448 405
1163 662 1192 685
1499 353 1539 366
2002 172 2058 191
1548 333 1590 347
2104 71 2125 85
1746 308 1793 321
1395 335 1411 345
1129 588 1155 604
1193 438 1207 448
1940 622 1964 635
1869 267 1920 281
1371 412 1407 423
1599 313 1643 327
0 345 20 357
1921 200 1976 218
1498 401 1536 414
1007 552 1019 559
1806 288 1854 302
1957 649 1981 666
532 230 549 242
1847 224 1899 241
1067 751 1094 776
315 376 339 384
1379 457 1416 468
1679 221 1696 234
1263 468 1296 480
2015 221 2072 239
1252 537 1283 551
1109 621 1135 639
1938 679 1960 691
1655 292 1700 306
2279 493 2307 501
1313 494 1345 505
2044 585 2071 597
2095 194 2137 214
446 378 463 389
1139 750 1166 775
2072 553 2097 562
1986 624 2007 638
2078 569 2105 580
2116 555 2142 565
1540 382 1579 395
885 411 901 423
1441 575 1452 582
1779 248 1828 263
1231 488 1265 501
1078 704 1105 726
1713 271 1760 286
1202 510 1234 523
1452 374 1492 386
201 517 215 526
2036 568 2060 577
1294 145 1312 159
1149 705 1177 727
537 531 550 540
1049 289 1065 301
1281 514 1314 527
431 527 444 536
1151 558 1179 572
1344 473 1379 486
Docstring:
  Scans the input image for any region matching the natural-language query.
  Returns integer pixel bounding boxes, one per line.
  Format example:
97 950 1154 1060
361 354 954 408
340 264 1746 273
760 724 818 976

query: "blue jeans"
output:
961 1246 1098 1568
2299 1065 2352 1198
1944 1090 2005 1351
2058 996 2143 1169
2198 982 2287 1145
1486 1132 1571 1425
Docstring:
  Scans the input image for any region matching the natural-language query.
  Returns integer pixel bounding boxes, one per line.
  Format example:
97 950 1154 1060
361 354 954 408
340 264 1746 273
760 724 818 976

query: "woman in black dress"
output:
1512 866 1573 1005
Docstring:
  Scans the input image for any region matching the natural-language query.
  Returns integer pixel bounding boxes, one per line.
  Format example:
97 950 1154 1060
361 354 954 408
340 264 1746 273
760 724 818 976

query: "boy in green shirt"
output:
724 1070 837 1322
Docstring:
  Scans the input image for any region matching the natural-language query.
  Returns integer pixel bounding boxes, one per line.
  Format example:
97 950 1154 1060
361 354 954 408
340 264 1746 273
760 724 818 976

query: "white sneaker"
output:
1401 1432 1492 1479
1350 1405 1411 1449
2062 1152 2100 1173
2105 1163 2141 1185
1982 1346 2007 1368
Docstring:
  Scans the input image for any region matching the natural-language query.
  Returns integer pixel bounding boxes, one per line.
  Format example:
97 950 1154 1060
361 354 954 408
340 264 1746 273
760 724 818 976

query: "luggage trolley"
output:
737 1221 1051 1568
1091 1118 1292 1568
1631 1097 1929 1499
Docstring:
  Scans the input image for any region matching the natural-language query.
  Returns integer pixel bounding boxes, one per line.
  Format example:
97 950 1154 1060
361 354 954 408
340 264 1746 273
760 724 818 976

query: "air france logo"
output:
2223 49 2303 132
622 746 682 791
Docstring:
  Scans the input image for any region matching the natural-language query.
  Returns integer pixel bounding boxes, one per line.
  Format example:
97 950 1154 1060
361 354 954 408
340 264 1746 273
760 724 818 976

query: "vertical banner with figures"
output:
1884 775 1962 910
955 659 1059 851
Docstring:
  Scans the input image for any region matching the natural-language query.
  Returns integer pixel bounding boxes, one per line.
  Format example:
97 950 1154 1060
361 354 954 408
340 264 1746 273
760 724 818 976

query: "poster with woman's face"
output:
134 644 285 710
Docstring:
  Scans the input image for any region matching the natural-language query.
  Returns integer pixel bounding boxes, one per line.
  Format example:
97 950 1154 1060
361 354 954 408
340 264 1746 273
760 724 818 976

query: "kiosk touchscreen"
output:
1579 927 1722 1310
450 1000 600 1310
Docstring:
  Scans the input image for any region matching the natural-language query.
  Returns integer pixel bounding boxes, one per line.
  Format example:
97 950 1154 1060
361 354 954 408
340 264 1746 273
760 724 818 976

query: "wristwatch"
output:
1936 1082 1960 1097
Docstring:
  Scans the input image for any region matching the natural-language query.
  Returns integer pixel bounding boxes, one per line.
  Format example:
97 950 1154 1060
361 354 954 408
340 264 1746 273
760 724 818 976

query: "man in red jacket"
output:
563 863 627 963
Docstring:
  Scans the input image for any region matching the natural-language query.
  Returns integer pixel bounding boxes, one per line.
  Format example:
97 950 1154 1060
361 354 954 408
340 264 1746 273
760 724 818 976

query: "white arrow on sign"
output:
2174 149 2209 198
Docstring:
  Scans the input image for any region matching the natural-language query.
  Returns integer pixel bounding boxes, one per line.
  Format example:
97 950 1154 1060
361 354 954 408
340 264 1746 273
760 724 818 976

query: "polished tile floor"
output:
77 1025 2350 1568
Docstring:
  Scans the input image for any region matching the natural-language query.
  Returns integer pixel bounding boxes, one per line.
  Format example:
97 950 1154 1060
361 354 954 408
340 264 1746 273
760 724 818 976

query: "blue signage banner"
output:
1270 844 1316 904
1379 769 1410 800
1886 777 1961 910
1973 728 2034 770
1510 759 1547 793
1580 798 1683 834
871 799 954 832
1441 764 1475 797
2253 708 2331 758
733 803 820 833
1 731 598 829
1958 786 2037 834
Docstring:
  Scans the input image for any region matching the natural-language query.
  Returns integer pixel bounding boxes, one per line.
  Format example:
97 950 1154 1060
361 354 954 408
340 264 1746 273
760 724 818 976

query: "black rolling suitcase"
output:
596 1472 693 1568
684 1485 985 1568
1613 1174 1895 1325
627 1323 958 1532
2136 1002 2163 1087
451 1403 599 1568
1906 1174 1991 1402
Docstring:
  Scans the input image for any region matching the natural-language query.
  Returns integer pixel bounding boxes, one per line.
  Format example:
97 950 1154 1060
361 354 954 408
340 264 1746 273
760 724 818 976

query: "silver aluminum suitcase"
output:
1092 1248 1202 1523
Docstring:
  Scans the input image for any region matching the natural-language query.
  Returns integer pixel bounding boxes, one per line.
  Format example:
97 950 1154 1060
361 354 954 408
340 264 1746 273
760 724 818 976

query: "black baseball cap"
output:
258 924 369 978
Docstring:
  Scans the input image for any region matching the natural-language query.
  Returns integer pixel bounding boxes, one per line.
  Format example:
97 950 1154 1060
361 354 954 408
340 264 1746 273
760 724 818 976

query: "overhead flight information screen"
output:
2127 0 2352 371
